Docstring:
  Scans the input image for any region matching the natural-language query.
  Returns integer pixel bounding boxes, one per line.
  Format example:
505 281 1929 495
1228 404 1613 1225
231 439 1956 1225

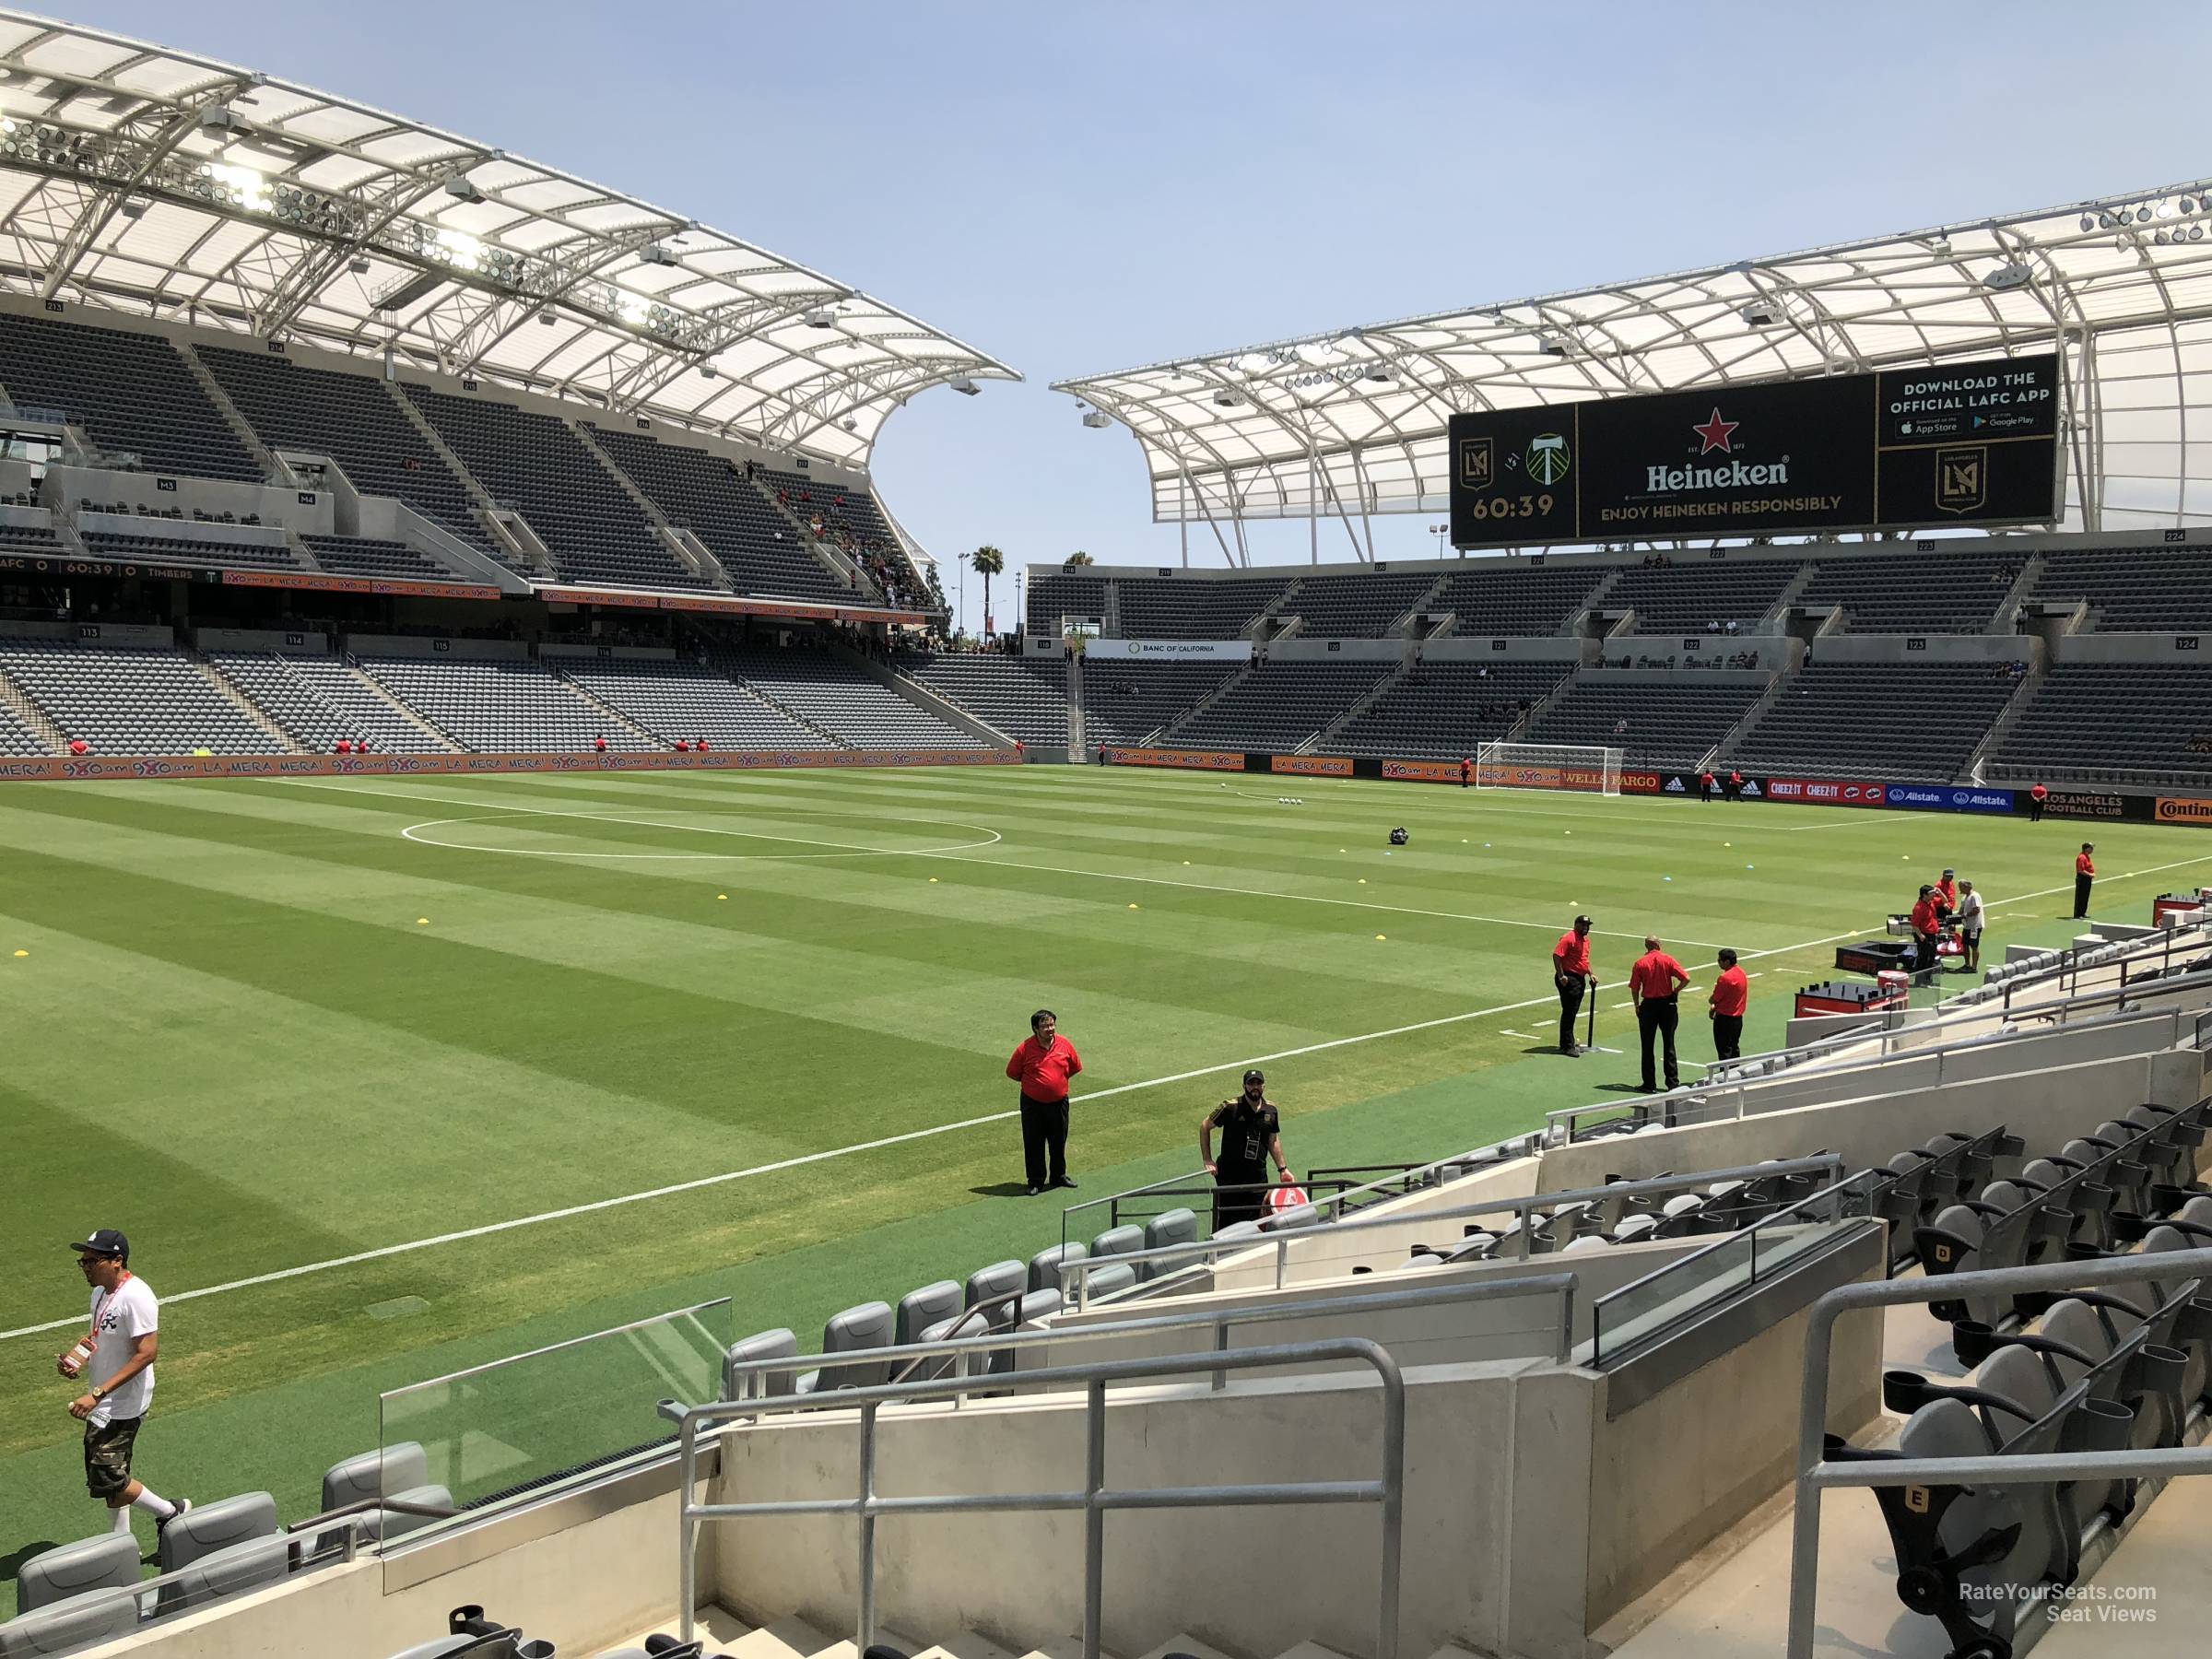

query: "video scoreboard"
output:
1447 352 2060 548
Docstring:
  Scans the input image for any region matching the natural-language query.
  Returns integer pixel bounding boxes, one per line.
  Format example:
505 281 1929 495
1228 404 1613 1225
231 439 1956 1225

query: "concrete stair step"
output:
913 1634 1023 1659
1133 1638 1239 1659
605 1605 752 1653
1418 1647 1486 1659
726 1615 836 1659
1268 1644 1354 1659
1017 1639 1126 1659
812 1628 924 1659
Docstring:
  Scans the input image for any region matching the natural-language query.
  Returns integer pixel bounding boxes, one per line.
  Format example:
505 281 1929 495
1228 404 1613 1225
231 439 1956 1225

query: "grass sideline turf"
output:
0 763 2199 1604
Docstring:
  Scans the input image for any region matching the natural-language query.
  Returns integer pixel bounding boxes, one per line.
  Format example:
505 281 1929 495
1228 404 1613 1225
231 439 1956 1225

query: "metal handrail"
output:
724 1273 1581 1407
1059 1166 1211 1253
1060 1155 1848 1307
1588 1168 1885 1363
677 1337 1407 1659
1547 989 2205 1143
885 1286 1029 1385
1784 1245 2212 1658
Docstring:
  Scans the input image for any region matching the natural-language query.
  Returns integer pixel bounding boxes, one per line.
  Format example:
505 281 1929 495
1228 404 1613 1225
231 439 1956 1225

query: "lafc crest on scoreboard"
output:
1456 435 1495 492
1935 445 1987 514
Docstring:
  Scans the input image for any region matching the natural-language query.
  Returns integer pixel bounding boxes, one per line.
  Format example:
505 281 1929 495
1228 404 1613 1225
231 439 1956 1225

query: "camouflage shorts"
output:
83 1414 143 1500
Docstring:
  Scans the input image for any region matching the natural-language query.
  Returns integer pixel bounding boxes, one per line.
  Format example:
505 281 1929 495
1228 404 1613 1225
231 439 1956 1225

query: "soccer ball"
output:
1389 828 1409 845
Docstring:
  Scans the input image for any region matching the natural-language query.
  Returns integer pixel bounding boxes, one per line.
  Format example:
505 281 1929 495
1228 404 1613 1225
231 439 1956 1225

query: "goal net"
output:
1475 741 1623 795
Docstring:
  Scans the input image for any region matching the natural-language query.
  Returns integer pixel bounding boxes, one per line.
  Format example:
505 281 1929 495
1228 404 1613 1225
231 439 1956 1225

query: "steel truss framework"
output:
1055 179 2212 563
0 11 1017 468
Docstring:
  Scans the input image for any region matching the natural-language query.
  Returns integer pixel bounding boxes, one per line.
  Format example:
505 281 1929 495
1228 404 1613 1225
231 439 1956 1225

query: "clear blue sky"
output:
46 0 2212 631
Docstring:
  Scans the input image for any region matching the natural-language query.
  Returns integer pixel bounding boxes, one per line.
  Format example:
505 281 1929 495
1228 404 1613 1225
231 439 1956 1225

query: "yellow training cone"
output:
1128 903 1139 910
717 893 728 900
416 917 429 925
11 948 25 958
1374 934 1387 941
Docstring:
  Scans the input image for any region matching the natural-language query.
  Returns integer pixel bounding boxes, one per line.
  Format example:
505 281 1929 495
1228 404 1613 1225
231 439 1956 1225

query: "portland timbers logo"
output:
1524 433 1571 486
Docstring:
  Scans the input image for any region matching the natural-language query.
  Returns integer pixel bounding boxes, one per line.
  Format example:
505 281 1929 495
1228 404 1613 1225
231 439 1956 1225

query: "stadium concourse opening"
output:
12 8 2212 1659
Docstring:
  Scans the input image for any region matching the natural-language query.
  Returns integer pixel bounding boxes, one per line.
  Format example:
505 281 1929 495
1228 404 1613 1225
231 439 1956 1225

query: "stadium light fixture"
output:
2080 216 2096 233
208 160 271 213
614 288 650 325
949 375 980 396
1982 261 2033 292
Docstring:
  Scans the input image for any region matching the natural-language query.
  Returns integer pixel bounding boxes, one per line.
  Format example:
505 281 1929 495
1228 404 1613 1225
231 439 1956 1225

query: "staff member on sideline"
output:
1630 936 1691 1092
1709 948 1748 1060
1957 880 1987 972
1006 1010 1081 1196
2075 843 2096 919
1910 884 1944 983
1201 1070 1293 1230
1459 755 1473 789
2030 782 2049 823
60 1230 187 1538
1553 915 1596 1056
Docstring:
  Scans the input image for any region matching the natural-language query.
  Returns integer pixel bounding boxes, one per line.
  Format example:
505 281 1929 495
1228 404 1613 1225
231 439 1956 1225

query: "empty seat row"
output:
1726 663 2017 780
716 647 984 749
590 430 850 603
205 652 453 754
0 312 260 482
359 655 659 753
0 641 277 755
893 653 1070 745
556 659 835 750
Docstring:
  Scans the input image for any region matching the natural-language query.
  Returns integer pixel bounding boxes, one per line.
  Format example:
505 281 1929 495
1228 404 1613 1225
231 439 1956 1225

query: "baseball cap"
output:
1243 1069 1265 1086
70 1229 128 1259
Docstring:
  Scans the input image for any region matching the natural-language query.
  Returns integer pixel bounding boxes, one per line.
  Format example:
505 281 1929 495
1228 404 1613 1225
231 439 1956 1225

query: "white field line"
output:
278 777 1735 947
17 783 2189 1343
0 854 2125 1344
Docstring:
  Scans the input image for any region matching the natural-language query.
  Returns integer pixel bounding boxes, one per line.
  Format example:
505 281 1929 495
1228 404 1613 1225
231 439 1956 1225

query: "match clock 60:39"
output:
1460 491 1556 522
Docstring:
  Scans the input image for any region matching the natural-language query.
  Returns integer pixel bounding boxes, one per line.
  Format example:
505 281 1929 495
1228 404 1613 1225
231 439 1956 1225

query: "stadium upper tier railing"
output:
1053 1156 1849 1312
1544 972 2212 1144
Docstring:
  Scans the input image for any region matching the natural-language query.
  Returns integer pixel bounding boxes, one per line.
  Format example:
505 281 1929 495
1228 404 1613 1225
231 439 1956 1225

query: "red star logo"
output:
1690 407 1738 454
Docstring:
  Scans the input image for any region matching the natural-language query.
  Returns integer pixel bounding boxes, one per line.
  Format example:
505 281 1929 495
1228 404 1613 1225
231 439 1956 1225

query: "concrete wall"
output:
47 465 331 535
193 627 330 655
710 1365 1517 1659
344 633 530 662
1210 1159 1543 1288
91 1466 705 1659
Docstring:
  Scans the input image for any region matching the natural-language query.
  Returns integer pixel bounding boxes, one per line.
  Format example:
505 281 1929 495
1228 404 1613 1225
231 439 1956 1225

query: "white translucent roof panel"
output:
0 9 1016 467
1059 178 2212 532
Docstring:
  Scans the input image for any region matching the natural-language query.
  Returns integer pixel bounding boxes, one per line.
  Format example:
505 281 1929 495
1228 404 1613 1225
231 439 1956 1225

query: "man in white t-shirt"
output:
58 1230 189 1538
1956 880 1987 972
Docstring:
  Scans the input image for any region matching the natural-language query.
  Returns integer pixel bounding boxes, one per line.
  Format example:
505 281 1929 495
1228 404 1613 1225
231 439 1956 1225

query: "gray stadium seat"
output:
965 1259 1026 1312
156 1489 279 1575
0 1592 139 1657
15 1534 140 1613
796 1301 895 1394
163 1533 291 1618
894 1280 962 1346
1082 1263 1138 1300
1140 1208 1200 1280
1089 1224 1144 1262
722 1328 799 1401
1028 1241 1086 1296
323 1441 429 1513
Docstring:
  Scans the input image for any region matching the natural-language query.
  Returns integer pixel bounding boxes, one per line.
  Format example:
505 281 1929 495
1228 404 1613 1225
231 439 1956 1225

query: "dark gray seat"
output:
796 1301 895 1394
1089 1224 1144 1262
965 1259 1026 1312
894 1280 962 1346
322 1441 429 1512
15 1535 139 1613
1140 1209 1200 1281
0 1593 140 1657
721 1328 799 1401
1028 1241 1085 1296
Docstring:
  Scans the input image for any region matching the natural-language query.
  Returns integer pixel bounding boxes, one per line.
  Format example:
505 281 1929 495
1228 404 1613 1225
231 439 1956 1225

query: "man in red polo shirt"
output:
1708 948 1748 1061
1552 915 1595 1056
2029 782 2048 823
1459 755 1472 789
1630 935 1690 1092
2075 842 2095 919
1909 884 1944 982
1700 769 1716 804
1006 1008 1082 1195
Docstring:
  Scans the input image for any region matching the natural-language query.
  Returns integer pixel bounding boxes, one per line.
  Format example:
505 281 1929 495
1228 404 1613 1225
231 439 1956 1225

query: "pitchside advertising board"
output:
1448 352 2060 547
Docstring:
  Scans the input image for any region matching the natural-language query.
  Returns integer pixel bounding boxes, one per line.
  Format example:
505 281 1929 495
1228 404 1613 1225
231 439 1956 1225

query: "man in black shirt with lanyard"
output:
1201 1070 1293 1230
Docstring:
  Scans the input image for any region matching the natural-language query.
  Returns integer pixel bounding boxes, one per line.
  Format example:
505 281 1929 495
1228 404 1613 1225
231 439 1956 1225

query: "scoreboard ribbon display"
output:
1449 352 2059 547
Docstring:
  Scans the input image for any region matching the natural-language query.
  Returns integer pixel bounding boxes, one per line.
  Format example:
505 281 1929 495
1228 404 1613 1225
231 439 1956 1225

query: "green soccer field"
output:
1 763 2203 1601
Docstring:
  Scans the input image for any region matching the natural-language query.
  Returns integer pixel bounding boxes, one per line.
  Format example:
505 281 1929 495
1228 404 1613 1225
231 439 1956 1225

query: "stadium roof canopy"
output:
1056 179 2212 556
0 10 1017 468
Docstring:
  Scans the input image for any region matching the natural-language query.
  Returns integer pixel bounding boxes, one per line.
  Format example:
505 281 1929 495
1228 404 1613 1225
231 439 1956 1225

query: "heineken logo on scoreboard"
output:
1447 351 2058 547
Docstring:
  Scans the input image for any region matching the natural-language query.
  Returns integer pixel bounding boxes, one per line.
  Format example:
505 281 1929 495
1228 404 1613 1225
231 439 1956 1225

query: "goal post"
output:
1475 741 1623 796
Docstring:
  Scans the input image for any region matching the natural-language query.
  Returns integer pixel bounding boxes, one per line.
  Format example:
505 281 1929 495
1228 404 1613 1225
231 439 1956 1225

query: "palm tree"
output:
1065 550 1094 567
970 545 1005 634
